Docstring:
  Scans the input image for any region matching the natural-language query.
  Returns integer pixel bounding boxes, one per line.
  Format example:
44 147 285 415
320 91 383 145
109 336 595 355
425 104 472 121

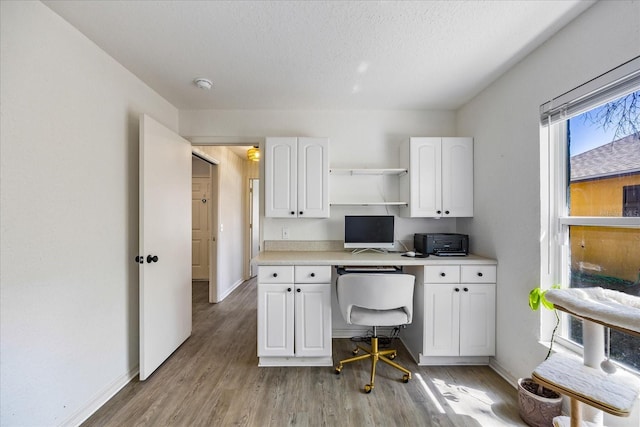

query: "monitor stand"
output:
350 248 389 255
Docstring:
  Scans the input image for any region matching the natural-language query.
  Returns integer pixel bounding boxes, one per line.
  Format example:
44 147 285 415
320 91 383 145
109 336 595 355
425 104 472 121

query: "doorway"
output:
249 178 260 277
191 144 259 303
191 154 219 303
192 156 212 281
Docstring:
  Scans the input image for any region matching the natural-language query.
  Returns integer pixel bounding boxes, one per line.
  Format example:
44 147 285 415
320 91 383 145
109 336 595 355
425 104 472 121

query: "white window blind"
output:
540 56 640 125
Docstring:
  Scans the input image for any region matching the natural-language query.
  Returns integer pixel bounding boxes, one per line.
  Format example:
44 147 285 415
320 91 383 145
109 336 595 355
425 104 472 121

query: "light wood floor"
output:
83 278 526 426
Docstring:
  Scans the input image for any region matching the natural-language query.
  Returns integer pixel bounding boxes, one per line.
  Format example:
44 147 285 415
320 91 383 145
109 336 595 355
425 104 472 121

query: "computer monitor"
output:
344 215 395 250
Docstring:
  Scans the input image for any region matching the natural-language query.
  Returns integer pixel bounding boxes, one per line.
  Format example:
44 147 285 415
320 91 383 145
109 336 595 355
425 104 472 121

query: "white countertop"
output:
253 250 496 266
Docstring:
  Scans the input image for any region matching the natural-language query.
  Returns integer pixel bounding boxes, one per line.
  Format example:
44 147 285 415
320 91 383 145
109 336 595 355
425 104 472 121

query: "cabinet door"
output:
294 283 331 357
410 137 442 217
441 137 473 217
265 137 297 218
297 137 329 218
459 283 495 356
424 284 460 356
257 283 294 356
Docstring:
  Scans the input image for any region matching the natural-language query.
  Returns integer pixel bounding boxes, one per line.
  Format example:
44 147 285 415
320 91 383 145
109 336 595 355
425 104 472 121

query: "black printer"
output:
414 233 469 256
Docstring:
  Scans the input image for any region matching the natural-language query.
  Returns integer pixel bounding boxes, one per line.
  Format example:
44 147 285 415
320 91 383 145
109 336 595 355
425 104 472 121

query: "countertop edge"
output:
253 251 497 266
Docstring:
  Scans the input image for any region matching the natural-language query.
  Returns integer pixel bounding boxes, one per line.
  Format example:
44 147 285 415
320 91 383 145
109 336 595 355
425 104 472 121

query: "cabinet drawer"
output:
259 266 294 283
295 266 331 283
461 265 496 283
424 265 460 283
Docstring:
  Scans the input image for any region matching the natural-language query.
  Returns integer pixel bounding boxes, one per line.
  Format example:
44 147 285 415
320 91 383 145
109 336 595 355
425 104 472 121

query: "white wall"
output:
456 1 639 424
0 2 178 425
180 109 460 247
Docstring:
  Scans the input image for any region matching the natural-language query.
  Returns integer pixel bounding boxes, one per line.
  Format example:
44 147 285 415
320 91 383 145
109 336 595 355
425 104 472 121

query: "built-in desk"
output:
254 251 497 367
253 250 495 267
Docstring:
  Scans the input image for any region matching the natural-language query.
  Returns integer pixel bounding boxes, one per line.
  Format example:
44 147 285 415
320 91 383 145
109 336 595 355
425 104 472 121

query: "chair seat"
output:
350 306 410 326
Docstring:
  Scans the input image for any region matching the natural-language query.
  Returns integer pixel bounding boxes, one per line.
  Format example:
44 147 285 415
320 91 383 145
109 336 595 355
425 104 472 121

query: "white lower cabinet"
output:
402 263 496 365
257 265 332 366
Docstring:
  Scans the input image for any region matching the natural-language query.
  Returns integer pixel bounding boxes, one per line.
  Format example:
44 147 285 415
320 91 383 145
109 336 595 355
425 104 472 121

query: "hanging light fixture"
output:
247 146 260 162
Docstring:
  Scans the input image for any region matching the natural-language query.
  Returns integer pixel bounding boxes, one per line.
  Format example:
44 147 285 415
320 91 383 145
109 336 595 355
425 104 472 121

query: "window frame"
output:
540 61 640 369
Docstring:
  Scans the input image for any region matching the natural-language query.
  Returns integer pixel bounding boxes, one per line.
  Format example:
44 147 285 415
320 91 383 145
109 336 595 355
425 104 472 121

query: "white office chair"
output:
334 273 415 393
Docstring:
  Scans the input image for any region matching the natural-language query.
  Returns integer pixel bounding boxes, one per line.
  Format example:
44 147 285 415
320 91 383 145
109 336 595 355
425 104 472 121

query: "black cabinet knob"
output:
135 256 143 264
287 287 292 292
299 211 303 215
272 273 278 278
477 272 483 277
310 273 315 277
290 211 295 215
296 288 301 293
463 287 469 292
445 210 450 215
146 255 158 263
436 210 442 214
440 272 446 277
454 287 460 292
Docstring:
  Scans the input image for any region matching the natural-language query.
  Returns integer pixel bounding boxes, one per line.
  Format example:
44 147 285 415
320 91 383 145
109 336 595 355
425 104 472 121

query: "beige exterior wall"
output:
570 174 640 282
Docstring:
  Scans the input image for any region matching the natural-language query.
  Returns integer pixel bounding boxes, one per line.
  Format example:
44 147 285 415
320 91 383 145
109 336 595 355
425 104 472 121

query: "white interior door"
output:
192 174 211 280
139 114 192 381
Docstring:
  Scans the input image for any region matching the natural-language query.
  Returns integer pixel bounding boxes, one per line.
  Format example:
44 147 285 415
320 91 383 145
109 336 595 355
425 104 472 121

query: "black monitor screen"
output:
344 215 395 249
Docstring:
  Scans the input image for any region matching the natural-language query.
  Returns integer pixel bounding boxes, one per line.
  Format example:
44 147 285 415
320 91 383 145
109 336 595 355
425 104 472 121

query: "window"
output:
623 184 640 217
541 59 640 372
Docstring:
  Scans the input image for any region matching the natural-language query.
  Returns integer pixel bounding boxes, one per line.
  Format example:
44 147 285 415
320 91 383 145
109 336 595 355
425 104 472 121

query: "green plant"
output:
528 285 560 360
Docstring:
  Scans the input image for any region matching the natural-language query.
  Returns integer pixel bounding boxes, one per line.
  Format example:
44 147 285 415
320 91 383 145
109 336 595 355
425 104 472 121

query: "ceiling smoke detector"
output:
193 78 213 90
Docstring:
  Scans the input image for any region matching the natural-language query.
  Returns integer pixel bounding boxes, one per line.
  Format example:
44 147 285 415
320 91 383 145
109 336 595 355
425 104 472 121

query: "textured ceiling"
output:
43 0 594 111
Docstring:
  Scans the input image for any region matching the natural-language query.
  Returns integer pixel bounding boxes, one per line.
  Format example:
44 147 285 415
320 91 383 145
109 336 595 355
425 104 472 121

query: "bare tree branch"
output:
582 91 640 142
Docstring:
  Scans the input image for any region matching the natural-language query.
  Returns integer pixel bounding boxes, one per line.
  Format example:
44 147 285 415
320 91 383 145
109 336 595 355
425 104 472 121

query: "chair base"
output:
334 336 411 393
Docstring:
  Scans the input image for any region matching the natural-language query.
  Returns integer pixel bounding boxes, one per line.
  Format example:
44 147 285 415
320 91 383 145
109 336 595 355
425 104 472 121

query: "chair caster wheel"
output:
402 374 411 383
364 384 373 393
389 352 397 360
352 348 359 355
335 366 342 375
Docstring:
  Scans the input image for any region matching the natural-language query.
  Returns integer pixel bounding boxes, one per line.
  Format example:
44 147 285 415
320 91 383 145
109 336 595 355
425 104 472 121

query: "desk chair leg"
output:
379 353 411 383
335 352 374 374
365 337 381 393
336 336 412 393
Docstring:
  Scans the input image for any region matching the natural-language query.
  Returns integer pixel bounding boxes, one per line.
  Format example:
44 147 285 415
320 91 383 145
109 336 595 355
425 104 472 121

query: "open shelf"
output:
330 201 407 206
330 168 407 176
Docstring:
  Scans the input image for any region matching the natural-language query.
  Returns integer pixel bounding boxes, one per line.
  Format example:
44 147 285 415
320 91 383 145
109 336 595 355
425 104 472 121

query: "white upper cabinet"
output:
442 138 474 217
265 137 329 218
400 137 473 218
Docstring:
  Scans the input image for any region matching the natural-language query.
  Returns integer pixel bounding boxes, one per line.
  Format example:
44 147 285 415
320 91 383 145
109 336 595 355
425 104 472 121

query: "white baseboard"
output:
61 365 138 427
488 358 518 389
217 278 245 302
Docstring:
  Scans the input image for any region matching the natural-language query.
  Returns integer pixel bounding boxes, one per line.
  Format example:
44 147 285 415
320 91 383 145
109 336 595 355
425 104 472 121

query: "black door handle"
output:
146 255 158 263
135 256 144 264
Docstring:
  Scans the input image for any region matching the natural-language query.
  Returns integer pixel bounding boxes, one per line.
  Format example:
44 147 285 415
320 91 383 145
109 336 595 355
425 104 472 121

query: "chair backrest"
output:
336 273 415 325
